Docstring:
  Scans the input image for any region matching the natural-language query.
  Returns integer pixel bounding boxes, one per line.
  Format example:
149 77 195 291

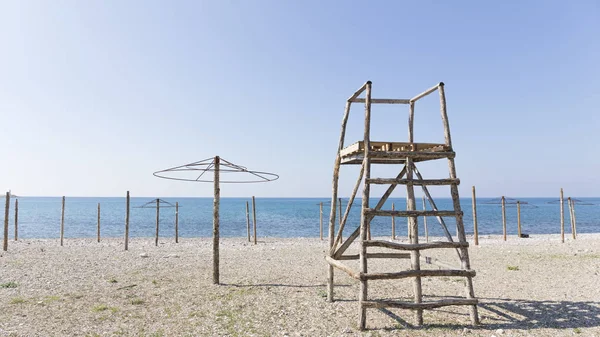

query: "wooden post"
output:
3 192 9 251
501 196 506 241
175 202 179 243
472 187 478 246
407 162 423 325
319 202 323 240
125 191 130 251
517 201 521 238
97 203 100 242
572 199 577 239
213 156 220 284
155 199 160 246
422 196 428 243
560 188 564 243
439 83 478 324
328 95 354 303
252 196 257 245
245 201 250 242
60 196 65 246
14 199 18 241
391 203 396 240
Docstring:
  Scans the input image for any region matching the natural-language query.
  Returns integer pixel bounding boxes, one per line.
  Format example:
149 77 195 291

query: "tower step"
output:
361 298 478 310
364 240 468 250
361 269 476 281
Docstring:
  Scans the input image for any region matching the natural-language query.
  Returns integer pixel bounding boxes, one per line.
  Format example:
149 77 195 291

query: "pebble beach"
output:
1 234 599 336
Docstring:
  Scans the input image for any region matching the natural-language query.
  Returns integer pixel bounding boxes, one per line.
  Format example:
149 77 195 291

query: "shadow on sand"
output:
378 296 600 331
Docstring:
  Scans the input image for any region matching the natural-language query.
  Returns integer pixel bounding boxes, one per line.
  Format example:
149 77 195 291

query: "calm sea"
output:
1 197 599 239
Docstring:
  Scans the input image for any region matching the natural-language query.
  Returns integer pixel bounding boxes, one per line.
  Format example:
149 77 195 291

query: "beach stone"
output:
495 328 504 334
462 327 471 334
140 253 149 258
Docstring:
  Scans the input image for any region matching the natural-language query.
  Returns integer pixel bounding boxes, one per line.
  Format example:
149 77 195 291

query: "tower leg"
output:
406 160 423 325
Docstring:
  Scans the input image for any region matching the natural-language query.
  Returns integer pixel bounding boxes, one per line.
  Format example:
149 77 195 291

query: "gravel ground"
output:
0 234 599 337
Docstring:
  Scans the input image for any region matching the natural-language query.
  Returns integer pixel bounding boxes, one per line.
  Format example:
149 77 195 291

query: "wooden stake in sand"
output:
213 156 220 285
245 201 250 242
517 201 521 238
320 202 324 241
501 196 506 241
175 202 179 243
571 199 577 239
568 198 576 240
472 186 478 246
391 203 396 240
560 188 564 243
14 199 18 241
155 198 160 246
3 192 9 251
125 191 130 251
97 203 100 243
60 196 65 246
252 196 257 245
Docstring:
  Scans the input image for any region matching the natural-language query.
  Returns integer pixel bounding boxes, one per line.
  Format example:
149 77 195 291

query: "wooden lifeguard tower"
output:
325 81 479 330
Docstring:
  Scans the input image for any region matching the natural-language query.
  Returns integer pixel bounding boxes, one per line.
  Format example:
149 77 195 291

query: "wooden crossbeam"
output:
350 98 410 104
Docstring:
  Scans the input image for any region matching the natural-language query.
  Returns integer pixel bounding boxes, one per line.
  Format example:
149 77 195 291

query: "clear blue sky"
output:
1 1 598 198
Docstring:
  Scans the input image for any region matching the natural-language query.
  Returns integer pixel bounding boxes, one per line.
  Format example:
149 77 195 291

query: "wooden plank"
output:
406 154 423 325
365 209 459 217
362 298 478 310
364 240 468 250
410 82 442 103
325 256 360 280
366 178 459 185
369 151 455 160
350 98 410 104
337 252 411 260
